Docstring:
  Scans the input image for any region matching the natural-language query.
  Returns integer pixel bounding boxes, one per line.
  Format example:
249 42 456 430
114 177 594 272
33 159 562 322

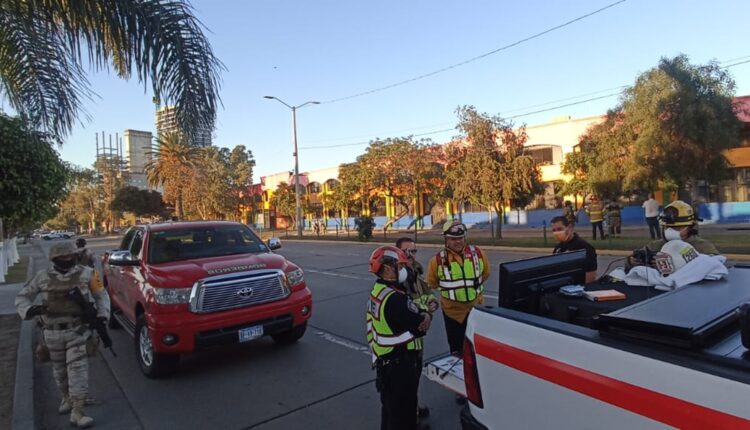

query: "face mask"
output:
664 228 681 241
552 230 568 242
398 267 408 284
53 258 76 272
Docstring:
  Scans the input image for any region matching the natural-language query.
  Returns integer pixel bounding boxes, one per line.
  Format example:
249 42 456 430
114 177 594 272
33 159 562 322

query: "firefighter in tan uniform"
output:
16 241 110 428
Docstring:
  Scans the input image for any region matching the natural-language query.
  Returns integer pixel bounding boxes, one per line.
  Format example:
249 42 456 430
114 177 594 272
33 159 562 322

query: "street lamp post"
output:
264 96 320 237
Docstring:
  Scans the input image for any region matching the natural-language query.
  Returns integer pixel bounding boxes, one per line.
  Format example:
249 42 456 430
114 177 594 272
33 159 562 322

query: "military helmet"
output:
443 220 467 238
659 200 697 227
49 241 77 260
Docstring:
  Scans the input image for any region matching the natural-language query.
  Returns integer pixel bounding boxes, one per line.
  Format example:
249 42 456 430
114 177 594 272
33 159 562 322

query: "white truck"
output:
425 251 750 430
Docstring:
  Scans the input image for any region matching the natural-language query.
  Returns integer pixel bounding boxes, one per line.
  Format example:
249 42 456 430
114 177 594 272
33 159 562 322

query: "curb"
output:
12 248 36 430
12 321 34 430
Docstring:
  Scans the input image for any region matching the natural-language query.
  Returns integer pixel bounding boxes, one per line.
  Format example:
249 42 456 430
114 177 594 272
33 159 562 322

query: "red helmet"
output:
369 246 409 274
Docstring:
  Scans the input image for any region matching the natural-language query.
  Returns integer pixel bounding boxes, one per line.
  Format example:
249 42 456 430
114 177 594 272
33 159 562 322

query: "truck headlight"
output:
286 269 304 287
154 287 191 305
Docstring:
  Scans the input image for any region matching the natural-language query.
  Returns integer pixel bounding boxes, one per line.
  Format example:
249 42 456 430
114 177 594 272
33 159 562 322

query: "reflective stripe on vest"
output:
436 246 484 303
588 203 604 222
366 282 421 360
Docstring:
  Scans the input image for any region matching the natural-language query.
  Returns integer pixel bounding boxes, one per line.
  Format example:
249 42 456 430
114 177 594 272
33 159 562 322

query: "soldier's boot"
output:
58 396 71 414
69 402 94 428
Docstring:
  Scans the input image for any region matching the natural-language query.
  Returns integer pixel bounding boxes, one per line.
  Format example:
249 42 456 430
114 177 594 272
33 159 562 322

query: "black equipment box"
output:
598 267 750 349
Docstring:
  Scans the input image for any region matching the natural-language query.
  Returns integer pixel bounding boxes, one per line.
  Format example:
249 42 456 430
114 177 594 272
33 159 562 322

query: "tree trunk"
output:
495 203 504 239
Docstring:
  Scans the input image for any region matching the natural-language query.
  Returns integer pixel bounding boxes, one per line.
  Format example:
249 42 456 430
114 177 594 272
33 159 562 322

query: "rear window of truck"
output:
148 225 267 264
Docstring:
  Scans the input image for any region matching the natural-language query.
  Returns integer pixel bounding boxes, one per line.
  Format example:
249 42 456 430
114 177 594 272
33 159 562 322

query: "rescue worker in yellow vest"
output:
585 196 605 240
367 246 431 430
16 241 110 428
426 220 490 361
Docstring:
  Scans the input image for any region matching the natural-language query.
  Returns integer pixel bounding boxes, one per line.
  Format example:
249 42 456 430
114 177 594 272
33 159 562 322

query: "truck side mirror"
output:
108 250 141 266
267 237 282 251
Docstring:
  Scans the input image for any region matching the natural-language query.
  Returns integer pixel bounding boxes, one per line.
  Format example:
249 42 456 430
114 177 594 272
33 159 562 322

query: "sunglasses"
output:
405 249 418 255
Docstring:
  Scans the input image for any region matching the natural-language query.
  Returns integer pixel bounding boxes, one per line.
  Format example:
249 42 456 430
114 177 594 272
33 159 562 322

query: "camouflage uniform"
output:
76 248 96 268
16 242 110 428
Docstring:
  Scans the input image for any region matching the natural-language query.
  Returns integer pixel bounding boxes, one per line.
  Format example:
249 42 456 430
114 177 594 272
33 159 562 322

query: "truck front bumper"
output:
147 287 312 354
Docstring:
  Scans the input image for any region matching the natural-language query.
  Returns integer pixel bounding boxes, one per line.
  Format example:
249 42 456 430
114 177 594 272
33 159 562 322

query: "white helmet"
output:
654 240 700 275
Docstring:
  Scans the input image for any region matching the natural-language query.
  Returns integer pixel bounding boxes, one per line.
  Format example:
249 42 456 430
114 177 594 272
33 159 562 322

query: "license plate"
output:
238 325 264 343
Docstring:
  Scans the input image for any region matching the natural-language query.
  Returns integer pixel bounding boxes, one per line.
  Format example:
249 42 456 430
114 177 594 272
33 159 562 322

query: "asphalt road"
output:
34 238 624 430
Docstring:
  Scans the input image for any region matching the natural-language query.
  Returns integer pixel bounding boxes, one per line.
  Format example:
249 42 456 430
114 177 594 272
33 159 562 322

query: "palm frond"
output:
0 1 92 141
1 0 222 141
40 0 224 139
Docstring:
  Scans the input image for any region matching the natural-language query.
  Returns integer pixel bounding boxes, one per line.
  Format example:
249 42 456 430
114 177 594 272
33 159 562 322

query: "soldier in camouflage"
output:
16 241 110 428
75 238 96 268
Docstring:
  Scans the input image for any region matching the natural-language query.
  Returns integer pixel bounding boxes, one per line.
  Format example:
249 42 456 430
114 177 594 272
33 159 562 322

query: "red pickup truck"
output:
102 221 312 378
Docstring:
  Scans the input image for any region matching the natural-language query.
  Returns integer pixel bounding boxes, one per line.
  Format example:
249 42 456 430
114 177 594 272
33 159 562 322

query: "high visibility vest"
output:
435 246 484 302
366 282 422 360
587 202 604 222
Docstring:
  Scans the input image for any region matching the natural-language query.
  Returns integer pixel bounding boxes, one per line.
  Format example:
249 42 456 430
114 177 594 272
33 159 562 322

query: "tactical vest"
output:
366 282 422 360
435 246 484 302
40 266 93 317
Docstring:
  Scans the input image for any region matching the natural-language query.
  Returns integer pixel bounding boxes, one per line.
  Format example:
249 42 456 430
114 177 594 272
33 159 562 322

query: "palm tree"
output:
145 131 199 220
0 0 223 142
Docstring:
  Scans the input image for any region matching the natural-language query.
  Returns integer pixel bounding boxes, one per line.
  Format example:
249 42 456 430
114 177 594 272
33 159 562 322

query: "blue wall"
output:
254 202 748 232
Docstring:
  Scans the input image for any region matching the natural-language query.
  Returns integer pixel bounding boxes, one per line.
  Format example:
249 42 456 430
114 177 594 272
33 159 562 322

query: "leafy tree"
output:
111 186 167 217
227 146 256 220
449 106 543 239
0 0 223 142
52 167 105 234
271 182 298 229
566 55 741 199
354 137 444 230
0 114 68 235
145 131 200 219
336 162 376 217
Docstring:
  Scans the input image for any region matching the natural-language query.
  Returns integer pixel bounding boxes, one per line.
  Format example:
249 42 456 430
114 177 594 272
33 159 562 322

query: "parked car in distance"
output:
42 230 75 240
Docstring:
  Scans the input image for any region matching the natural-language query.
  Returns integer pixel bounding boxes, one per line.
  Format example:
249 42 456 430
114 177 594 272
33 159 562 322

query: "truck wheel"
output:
135 315 179 378
271 321 307 345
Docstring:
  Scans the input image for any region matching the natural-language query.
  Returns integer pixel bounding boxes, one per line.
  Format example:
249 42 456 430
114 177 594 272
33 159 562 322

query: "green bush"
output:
354 216 375 241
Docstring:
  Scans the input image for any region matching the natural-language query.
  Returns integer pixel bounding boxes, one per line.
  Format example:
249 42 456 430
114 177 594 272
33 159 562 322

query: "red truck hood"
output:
145 253 295 288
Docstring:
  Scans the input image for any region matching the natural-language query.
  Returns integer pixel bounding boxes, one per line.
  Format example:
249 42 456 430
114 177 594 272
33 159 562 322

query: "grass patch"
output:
2 255 29 284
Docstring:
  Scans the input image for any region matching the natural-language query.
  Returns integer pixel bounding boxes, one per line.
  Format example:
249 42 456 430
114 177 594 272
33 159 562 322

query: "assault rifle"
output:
68 287 117 357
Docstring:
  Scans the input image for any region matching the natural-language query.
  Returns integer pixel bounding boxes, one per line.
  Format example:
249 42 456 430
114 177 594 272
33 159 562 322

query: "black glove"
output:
26 305 46 318
98 317 108 325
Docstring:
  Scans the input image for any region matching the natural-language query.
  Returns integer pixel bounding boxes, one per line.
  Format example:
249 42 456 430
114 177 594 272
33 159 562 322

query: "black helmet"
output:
75 237 86 248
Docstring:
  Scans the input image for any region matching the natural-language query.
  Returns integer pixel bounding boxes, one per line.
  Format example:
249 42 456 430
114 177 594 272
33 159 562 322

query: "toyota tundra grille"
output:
190 270 290 314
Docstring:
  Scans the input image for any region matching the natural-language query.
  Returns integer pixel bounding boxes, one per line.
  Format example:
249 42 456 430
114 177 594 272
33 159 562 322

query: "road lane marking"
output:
305 269 369 281
315 330 370 357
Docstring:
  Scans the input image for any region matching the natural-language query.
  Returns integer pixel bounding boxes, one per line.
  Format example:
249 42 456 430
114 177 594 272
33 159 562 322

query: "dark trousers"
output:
646 217 661 239
443 311 469 355
377 354 420 430
591 221 604 240
608 220 621 236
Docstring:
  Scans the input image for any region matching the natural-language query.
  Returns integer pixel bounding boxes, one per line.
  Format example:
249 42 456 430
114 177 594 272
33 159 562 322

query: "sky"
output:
54 0 750 180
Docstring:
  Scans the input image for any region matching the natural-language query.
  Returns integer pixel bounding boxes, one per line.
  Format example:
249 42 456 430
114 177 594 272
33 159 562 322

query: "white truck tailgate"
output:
423 354 466 397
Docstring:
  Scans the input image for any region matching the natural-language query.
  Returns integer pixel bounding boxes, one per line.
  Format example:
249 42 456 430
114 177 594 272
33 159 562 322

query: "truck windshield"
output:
148 225 266 264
